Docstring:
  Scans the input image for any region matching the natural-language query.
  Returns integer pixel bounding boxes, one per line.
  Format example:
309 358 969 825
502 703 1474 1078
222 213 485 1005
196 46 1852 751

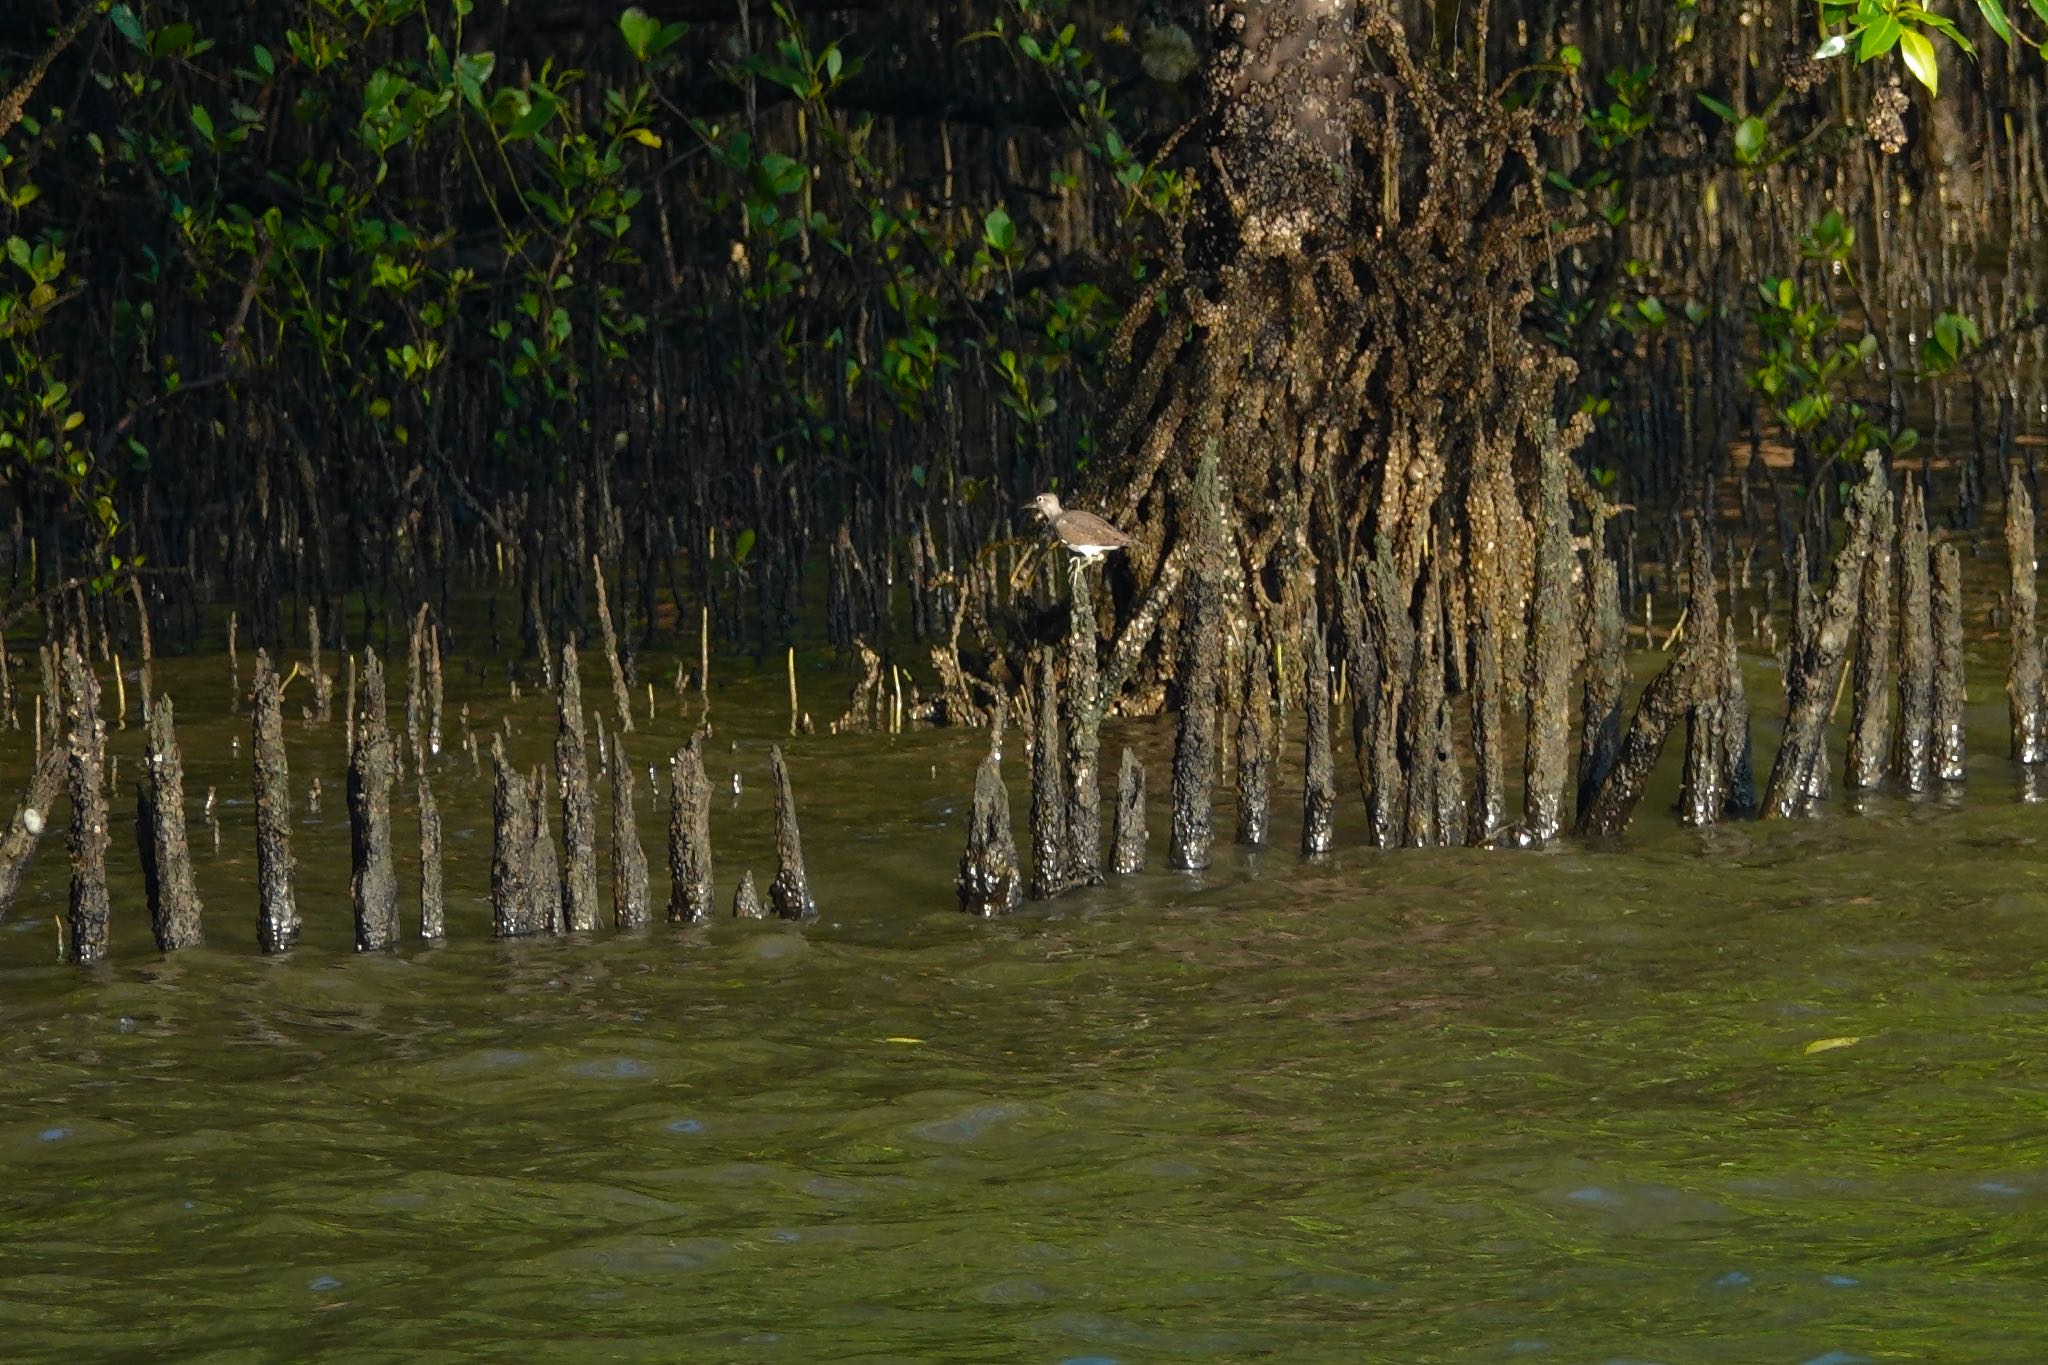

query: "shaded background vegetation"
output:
0 0 2040 689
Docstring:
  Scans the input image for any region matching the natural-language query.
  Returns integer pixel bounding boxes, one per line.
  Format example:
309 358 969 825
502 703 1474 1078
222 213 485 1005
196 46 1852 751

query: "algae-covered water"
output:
3 636 2048 1361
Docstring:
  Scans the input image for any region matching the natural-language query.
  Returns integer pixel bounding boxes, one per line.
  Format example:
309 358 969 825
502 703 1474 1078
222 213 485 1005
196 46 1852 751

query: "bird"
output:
1030 492 1132 567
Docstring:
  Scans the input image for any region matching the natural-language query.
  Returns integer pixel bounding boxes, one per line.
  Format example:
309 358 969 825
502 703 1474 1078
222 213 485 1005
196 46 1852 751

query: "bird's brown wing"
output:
1056 509 1131 547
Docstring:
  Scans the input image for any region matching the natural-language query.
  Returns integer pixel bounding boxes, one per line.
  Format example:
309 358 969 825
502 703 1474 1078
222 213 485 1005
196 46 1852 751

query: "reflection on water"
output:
1 650 2046 1359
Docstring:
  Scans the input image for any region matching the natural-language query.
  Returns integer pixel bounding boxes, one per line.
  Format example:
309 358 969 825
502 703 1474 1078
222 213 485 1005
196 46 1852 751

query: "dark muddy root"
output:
61 641 109 964
1719 624 1758 819
732 869 765 920
251 651 299 953
1578 527 1719 837
128 578 155 726
1402 561 1458 848
1575 535 1626 822
667 732 714 924
1932 542 1968 784
1846 481 1897 791
0 748 64 918
958 733 1024 917
530 769 564 935
1111 746 1148 875
1361 548 1415 849
490 738 544 938
1062 570 1105 888
419 767 444 941
426 621 445 757
1335 573 1377 835
1760 458 1888 819
1521 428 1574 845
405 604 428 778
139 698 202 952
1234 643 1273 848
592 555 635 735
1677 619 1731 829
555 642 601 933
1166 449 1225 872
611 736 651 930
1893 480 1935 793
767 745 815 920
1468 605 1506 845
1028 648 1069 900
1300 595 1336 857
348 650 399 951
2006 474 2048 764
834 640 883 734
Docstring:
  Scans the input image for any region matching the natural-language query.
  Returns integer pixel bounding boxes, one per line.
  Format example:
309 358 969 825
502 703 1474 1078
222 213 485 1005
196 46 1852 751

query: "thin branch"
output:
0 3 96 143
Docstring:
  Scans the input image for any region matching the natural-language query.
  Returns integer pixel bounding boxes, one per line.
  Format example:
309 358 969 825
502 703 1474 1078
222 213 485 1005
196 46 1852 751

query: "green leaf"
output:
1734 115 1768 164
756 152 806 196
618 6 660 61
151 22 195 59
1859 16 1902 60
455 50 495 110
109 4 147 51
1913 12 1974 54
506 86 557 140
2033 0 2048 31
1899 28 1937 96
1976 0 2013 42
362 69 408 117
189 104 214 142
732 527 757 565
1560 44 1582 68
982 206 1015 252
1695 93 1736 122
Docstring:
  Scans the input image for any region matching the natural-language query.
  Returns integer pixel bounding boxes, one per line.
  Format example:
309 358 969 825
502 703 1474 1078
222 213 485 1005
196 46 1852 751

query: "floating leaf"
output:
1804 1036 1862 1055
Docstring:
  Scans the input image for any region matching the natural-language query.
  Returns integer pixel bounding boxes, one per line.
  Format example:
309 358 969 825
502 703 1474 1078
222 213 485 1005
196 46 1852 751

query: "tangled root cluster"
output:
1092 0 1596 713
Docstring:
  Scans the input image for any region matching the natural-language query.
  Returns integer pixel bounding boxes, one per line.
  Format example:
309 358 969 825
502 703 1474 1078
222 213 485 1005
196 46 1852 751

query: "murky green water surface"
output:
4 639 2048 1362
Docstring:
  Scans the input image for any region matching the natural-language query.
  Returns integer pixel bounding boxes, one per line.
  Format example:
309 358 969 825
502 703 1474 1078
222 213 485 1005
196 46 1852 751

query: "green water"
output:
4 643 2048 1362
